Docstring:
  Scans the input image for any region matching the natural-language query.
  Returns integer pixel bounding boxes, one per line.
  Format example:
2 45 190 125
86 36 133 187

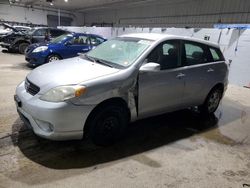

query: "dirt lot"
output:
0 49 250 188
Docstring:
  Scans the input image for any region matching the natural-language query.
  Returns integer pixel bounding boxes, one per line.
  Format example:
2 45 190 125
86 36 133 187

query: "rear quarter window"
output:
209 47 225 62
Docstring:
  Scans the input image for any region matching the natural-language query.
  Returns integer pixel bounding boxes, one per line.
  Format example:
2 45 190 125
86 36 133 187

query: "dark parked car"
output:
0 25 69 54
25 33 106 67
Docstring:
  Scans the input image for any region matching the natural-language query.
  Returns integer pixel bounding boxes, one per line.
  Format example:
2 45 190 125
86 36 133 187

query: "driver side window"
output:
146 40 180 70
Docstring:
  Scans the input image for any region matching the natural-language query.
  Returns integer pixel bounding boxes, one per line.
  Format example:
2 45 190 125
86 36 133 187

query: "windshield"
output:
86 37 153 68
28 28 36 35
50 34 73 44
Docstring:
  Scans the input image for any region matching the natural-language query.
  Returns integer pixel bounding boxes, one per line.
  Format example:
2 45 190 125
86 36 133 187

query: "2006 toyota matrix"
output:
15 33 228 145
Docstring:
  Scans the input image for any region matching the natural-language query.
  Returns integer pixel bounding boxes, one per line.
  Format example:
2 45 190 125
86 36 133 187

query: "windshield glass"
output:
28 28 36 35
86 37 153 68
50 34 73 44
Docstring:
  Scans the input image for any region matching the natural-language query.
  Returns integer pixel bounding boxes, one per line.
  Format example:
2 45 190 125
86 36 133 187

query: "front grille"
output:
25 79 40 96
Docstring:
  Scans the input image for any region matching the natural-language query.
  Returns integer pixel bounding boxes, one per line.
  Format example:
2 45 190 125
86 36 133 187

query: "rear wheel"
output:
19 43 29 54
88 104 128 146
199 87 223 114
47 54 61 63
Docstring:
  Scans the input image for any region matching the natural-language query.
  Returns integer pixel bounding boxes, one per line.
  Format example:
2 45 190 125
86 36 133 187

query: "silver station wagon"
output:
15 33 228 145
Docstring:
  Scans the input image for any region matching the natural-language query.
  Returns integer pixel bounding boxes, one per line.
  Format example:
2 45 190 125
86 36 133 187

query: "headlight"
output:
40 85 86 102
33 46 48 53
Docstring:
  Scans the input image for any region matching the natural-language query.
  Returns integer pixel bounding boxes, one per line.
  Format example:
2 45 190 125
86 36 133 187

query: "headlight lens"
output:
40 85 86 102
33 46 48 53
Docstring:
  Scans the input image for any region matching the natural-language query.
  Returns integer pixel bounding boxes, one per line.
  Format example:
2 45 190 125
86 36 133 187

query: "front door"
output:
138 40 185 118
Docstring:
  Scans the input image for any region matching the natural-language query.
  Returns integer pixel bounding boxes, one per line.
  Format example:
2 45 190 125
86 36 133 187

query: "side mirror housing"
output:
140 62 160 72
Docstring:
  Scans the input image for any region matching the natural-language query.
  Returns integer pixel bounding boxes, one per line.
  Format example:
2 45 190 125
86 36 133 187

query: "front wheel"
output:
89 105 128 146
47 54 61 63
19 43 29 54
199 87 223 114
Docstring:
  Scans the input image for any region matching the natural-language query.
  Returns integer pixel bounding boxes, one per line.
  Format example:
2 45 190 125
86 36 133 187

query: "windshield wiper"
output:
95 58 113 68
84 55 113 68
84 54 96 62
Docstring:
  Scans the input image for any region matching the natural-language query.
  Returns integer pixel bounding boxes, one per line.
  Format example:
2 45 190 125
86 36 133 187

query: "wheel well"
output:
200 83 225 107
47 53 62 60
84 97 131 134
212 83 224 93
15 40 30 46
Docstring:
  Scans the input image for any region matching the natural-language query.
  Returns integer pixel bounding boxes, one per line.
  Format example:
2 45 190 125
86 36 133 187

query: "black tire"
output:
46 54 61 63
19 43 29 54
199 87 223 115
88 104 129 146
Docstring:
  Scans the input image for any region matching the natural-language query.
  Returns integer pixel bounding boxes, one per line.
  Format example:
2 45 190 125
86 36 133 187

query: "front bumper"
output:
0 42 11 48
25 51 47 66
15 81 95 140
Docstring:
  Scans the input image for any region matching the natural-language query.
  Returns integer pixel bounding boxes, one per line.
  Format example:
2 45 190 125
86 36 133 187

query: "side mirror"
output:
140 62 160 72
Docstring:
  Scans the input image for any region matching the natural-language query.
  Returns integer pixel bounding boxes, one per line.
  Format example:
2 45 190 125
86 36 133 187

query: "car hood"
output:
2 23 26 35
0 29 11 35
2 23 18 32
28 42 59 50
27 42 49 51
27 57 120 91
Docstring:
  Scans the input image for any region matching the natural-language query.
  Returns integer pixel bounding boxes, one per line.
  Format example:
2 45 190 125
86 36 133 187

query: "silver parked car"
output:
15 33 228 145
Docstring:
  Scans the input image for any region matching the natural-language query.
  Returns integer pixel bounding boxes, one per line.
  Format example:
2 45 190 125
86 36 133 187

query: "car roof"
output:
13 26 31 29
33 27 65 30
89 33 104 38
72 32 104 38
120 33 219 48
72 32 87 36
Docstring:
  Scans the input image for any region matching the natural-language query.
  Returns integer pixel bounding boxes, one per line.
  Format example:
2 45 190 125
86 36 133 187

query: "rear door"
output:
138 40 185 118
180 40 218 107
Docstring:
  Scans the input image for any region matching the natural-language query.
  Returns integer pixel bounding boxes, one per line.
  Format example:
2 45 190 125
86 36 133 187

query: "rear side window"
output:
184 42 211 65
70 35 89 45
209 47 225 62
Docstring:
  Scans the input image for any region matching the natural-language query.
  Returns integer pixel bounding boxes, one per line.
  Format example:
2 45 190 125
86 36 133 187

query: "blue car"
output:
25 33 106 67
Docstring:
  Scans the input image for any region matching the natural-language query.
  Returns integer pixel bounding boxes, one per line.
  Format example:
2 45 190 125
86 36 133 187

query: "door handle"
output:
207 68 214 72
176 73 186 79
